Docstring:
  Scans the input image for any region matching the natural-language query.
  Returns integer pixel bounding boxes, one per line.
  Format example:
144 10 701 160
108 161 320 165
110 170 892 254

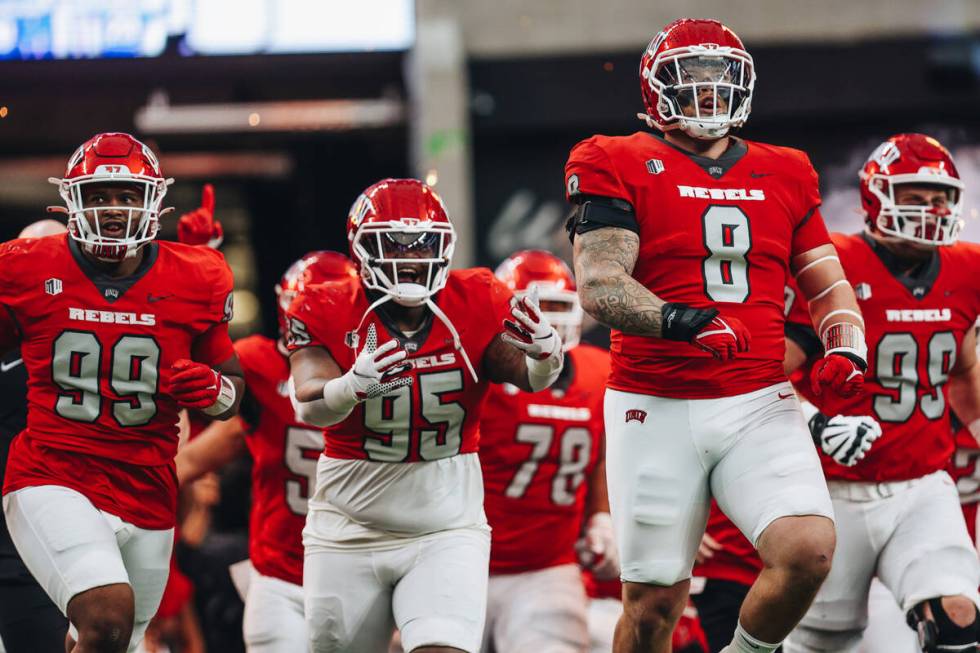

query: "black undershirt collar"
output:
68 238 159 304
646 132 748 179
367 290 436 354
861 233 940 300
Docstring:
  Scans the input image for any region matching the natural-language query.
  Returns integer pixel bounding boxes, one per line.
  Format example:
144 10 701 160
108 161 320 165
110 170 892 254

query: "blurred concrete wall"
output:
426 0 979 57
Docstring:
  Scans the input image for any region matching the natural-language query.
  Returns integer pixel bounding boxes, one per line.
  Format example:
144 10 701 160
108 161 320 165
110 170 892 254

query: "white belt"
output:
827 475 927 502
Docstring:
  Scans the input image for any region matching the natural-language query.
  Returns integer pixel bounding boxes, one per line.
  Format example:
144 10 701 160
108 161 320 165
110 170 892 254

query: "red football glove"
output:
810 353 865 398
177 184 223 248
691 315 751 361
164 359 221 409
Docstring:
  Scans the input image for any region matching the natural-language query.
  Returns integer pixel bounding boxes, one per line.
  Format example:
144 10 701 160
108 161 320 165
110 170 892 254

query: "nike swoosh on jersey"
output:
0 358 23 372
778 391 794 399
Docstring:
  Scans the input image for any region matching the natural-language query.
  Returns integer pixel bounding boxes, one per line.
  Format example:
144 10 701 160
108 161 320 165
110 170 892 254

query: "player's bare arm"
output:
175 415 247 485
949 326 980 444
483 334 534 391
792 243 868 397
573 226 663 335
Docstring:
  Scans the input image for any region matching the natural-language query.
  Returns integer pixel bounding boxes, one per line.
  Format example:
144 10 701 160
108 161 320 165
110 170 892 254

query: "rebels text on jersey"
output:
565 133 831 398
285 269 513 462
788 233 980 482
480 344 609 575
0 234 234 529
235 334 319 586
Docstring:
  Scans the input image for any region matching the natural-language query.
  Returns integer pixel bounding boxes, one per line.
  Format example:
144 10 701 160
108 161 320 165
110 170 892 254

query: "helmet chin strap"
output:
350 290 480 385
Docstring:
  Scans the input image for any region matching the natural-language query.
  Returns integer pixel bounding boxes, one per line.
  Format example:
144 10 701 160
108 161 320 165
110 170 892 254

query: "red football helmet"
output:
639 19 755 139
49 133 172 261
275 250 358 335
495 250 583 352
860 133 964 246
347 178 455 307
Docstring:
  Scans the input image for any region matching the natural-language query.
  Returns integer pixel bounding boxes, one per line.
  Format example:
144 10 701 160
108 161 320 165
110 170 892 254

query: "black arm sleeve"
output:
565 194 639 243
785 321 822 359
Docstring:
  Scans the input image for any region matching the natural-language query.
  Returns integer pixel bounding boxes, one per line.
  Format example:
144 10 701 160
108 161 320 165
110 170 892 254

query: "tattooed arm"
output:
573 226 666 336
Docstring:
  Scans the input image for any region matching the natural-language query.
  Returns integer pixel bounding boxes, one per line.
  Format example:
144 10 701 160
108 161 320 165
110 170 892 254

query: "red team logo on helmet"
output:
274 250 358 335
494 250 584 351
346 178 456 308
859 133 964 246
638 18 755 139
49 132 173 261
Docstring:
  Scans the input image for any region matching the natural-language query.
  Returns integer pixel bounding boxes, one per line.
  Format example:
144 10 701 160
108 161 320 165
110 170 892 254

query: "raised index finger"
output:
201 183 215 216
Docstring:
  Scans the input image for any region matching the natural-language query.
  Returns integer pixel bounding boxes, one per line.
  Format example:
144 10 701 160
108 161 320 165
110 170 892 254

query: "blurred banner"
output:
0 0 414 59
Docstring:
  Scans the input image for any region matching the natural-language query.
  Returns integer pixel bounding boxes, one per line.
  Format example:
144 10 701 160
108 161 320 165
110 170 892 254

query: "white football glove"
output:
576 512 619 581
501 286 562 361
803 401 882 467
341 323 413 401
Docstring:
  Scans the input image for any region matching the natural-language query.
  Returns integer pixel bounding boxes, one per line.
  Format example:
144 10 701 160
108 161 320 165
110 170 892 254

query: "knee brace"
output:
906 598 979 652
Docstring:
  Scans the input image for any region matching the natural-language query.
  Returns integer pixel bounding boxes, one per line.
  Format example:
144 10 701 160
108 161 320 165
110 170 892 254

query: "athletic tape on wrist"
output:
822 321 868 365
202 374 237 416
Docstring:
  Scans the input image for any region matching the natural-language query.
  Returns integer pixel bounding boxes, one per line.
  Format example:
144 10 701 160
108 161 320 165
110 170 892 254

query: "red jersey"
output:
286 269 512 461
787 233 980 482
565 132 831 399
950 426 980 545
693 500 762 587
235 335 319 586
480 344 609 574
0 235 234 529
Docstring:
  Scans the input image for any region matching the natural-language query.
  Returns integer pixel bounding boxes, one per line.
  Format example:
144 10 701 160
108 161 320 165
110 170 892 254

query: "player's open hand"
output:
692 314 751 360
501 286 563 361
177 183 224 248
696 532 723 565
811 413 882 467
347 323 413 400
576 512 619 580
811 353 864 398
164 359 221 409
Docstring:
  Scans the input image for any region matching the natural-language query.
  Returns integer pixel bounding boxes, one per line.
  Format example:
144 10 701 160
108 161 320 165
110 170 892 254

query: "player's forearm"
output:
579 270 666 336
585 458 610 518
950 362 980 444
573 227 666 336
176 418 247 485
794 245 865 360
291 375 356 427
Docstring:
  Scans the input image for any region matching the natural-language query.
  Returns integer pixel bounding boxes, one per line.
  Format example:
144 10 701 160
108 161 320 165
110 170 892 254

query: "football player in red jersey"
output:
287 179 566 653
176 250 357 653
478 249 614 653
0 133 244 653
780 134 980 653
565 19 868 653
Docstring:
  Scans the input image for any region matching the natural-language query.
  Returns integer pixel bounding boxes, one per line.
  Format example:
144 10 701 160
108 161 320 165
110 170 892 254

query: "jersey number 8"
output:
702 206 751 303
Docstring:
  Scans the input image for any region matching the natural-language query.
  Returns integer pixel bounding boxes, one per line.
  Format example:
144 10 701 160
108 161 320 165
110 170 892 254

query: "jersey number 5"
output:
51 330 160 427
702 206 751 302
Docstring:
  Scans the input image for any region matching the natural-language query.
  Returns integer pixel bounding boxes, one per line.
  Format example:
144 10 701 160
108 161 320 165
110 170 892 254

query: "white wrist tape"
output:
821 321 868 364
799 399 820 423
526 337 564 392
202 374 237 417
